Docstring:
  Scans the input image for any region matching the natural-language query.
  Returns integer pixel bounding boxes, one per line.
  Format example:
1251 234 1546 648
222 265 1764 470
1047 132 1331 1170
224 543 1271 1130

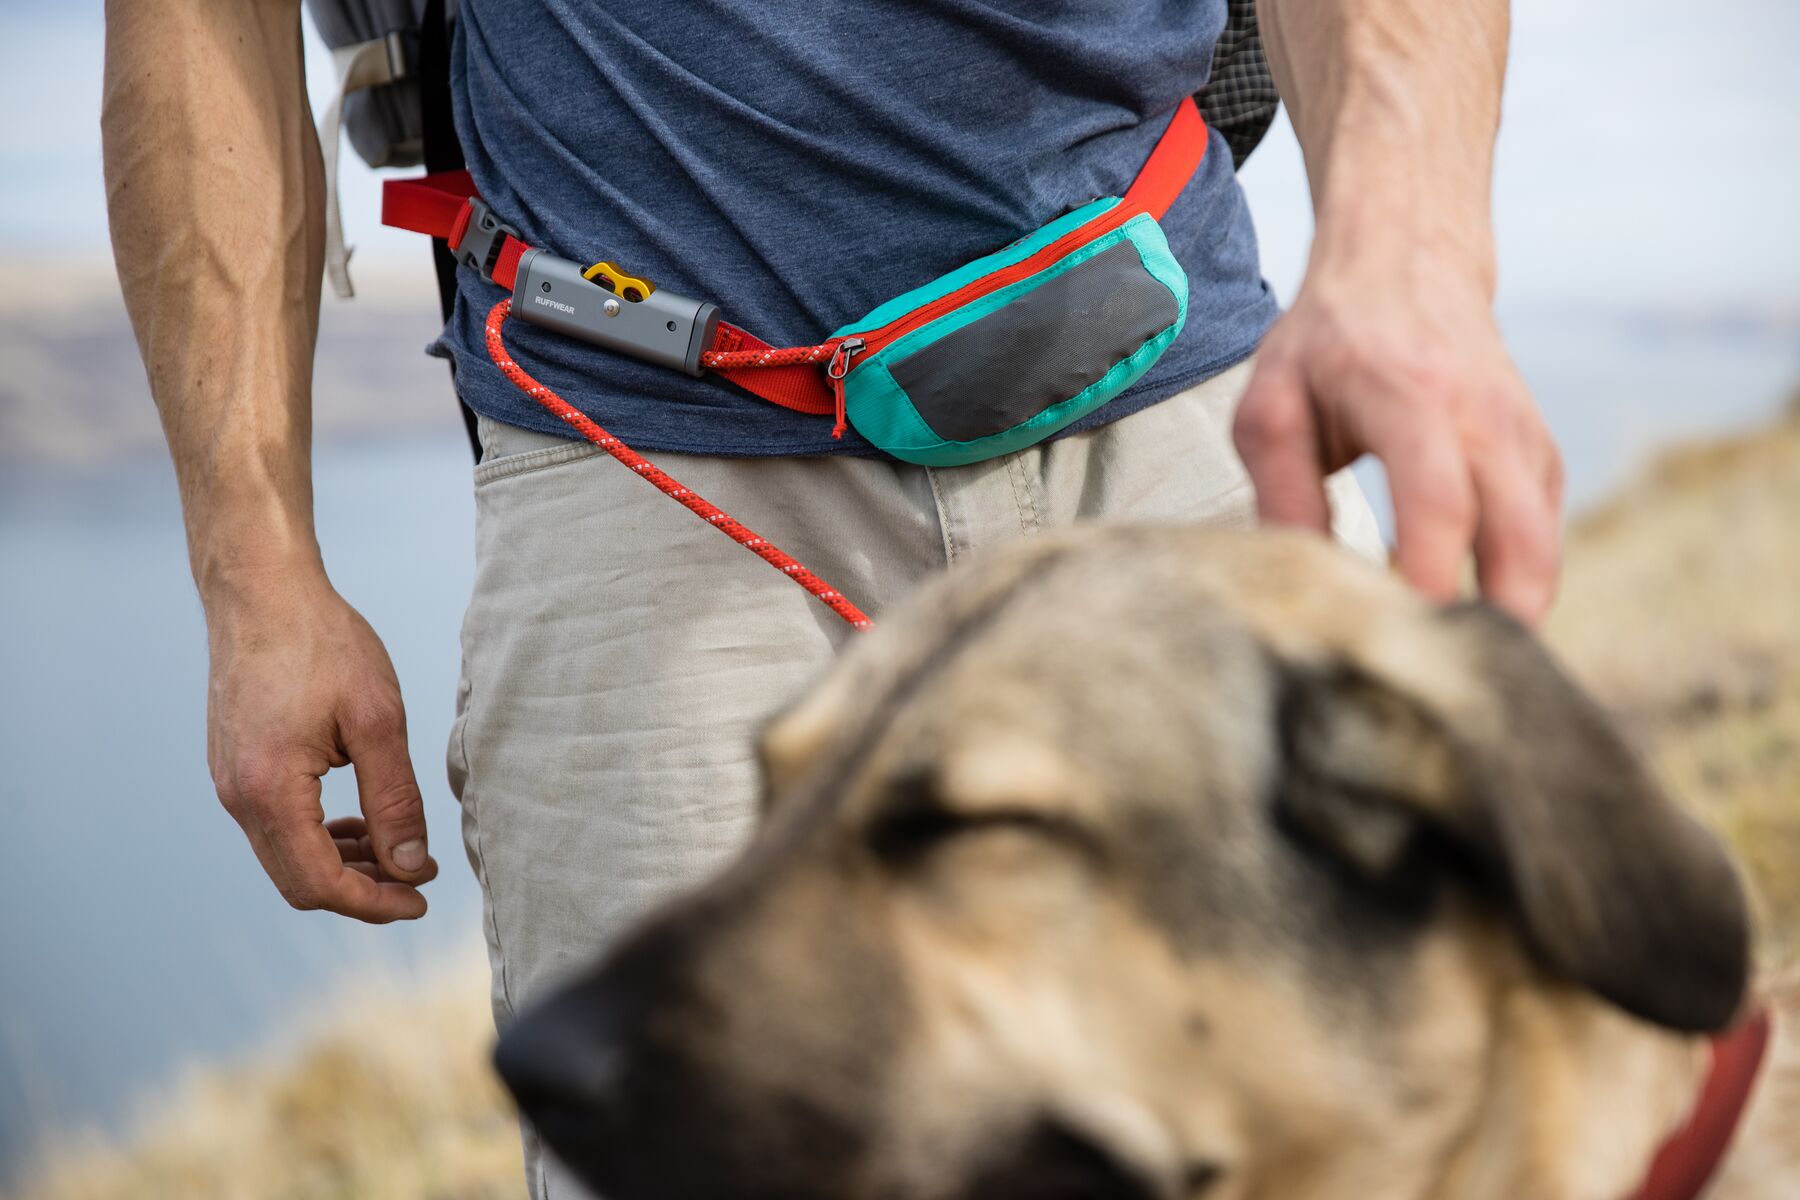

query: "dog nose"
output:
493 983 631 1134
959 1118 1166 1200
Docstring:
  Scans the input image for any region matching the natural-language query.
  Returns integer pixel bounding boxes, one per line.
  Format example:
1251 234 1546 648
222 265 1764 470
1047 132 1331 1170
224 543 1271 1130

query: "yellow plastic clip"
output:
582 260 657 302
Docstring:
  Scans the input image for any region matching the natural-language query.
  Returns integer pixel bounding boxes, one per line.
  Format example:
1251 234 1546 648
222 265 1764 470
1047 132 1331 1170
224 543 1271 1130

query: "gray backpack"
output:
305 0 458 298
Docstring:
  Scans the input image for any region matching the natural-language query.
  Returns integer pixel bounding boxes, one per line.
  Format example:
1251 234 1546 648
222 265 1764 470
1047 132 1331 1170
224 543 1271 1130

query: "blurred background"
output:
1 1 1796 1196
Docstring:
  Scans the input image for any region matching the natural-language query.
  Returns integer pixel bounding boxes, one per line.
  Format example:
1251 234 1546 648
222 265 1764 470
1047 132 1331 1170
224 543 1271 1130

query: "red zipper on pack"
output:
843 200 1145 365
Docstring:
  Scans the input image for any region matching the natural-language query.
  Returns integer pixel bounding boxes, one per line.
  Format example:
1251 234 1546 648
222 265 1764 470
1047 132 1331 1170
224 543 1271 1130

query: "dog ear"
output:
1274 602 1752 1034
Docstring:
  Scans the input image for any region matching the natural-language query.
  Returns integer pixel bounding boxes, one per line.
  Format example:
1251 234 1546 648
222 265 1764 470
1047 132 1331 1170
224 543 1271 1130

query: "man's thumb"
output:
344 702 431 879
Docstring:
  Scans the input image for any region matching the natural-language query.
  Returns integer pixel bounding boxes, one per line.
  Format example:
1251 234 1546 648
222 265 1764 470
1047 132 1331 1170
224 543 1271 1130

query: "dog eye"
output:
1187 1161 1226 1193
867 803 1074 863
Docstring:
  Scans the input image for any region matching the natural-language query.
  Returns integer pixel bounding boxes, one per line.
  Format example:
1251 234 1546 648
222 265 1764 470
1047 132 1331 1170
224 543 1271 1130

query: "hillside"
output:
12 404 1800 1200
0 264 465 466
1547 395 1800 956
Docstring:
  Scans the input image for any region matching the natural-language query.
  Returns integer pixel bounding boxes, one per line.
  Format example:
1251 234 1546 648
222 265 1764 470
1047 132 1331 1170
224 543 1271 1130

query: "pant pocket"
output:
472 413 603 488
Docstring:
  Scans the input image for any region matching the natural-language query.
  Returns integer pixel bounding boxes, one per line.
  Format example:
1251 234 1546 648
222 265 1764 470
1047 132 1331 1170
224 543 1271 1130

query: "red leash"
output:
483 299 874 631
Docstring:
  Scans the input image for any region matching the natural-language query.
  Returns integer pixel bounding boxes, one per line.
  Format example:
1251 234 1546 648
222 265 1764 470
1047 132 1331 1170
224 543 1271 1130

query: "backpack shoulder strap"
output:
415 0 482 459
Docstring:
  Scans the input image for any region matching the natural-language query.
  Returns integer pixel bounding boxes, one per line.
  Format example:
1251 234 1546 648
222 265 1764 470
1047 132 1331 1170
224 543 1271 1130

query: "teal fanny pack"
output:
829 198 1189 467
826 98 1209 467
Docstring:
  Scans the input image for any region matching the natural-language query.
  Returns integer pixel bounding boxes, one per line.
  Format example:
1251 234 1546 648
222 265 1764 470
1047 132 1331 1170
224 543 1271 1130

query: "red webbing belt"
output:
380 173 841 416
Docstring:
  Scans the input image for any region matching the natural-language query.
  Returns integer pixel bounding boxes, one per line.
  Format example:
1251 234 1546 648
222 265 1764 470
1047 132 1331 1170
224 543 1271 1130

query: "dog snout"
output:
496 909 705 1134
493 980 634 1140
956 1118 1174 1200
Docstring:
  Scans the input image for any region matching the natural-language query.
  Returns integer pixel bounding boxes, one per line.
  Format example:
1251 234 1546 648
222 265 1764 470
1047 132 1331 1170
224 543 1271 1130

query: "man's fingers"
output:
218 760 313 902
341 849 441 885
328 815 373 863
1540 431 1566 515
333 834 441 884
1470 446 1561 624
340 699 434 883
1377 415 1478 603
1234 361 1332 532
324 815 368 840
320 871 429 923
234 804 298 902
268 812 428 923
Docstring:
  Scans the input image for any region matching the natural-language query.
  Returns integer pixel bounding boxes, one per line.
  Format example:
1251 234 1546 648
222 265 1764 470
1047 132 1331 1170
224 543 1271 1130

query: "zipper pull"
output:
825 337 865 440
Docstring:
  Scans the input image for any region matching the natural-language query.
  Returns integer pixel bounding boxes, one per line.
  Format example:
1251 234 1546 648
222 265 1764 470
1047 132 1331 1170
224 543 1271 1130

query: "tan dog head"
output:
496 527 1752 1200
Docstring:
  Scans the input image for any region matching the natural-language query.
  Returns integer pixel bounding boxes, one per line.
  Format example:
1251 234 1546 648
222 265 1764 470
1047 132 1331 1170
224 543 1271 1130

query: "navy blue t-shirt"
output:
436 1 1279 457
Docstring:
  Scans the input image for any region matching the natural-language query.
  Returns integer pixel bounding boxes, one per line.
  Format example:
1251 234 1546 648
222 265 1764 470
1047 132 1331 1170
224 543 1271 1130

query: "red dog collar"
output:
1624 1006 1773 1200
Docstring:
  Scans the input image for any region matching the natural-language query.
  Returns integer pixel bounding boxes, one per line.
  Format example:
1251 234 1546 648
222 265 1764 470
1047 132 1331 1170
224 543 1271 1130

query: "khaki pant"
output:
446 360 1382 1198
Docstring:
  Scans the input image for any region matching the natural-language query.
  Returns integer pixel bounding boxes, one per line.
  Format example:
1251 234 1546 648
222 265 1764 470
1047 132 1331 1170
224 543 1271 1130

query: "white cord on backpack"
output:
320 32 408 299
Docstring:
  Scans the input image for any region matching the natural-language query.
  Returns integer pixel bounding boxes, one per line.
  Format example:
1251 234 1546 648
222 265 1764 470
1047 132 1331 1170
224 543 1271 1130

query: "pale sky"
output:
2 0 1796 316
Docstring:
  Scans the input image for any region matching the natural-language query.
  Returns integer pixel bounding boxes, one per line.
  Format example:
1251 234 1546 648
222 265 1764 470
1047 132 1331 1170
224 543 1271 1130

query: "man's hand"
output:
1248 0 1563 623
207 572 437 923
1235 252 1562 622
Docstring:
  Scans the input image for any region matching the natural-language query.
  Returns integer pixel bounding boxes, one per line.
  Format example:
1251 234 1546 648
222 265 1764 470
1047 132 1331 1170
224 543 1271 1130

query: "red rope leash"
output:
484 299 874 631
700 341 838 371
700 335 856 440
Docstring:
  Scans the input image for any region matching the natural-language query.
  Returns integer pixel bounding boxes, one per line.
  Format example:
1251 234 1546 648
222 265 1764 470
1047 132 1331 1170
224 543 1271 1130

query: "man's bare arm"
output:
1237 0 1563 621
103 0 437 921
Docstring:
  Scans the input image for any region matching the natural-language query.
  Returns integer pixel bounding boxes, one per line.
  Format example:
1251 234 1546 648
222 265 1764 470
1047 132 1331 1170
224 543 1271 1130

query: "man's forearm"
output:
103 0 325 605
1259 0 1508 293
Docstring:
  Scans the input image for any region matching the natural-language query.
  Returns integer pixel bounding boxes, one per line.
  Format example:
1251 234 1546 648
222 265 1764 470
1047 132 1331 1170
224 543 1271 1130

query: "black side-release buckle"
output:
453 197 521 283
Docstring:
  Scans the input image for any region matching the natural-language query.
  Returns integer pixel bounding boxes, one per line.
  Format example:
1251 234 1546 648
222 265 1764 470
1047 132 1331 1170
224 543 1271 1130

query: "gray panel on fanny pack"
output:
887 241 1179 444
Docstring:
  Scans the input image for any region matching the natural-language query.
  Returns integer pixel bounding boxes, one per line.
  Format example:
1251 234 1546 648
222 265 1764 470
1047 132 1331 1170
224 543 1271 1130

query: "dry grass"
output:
1548 396 1800 960
11 946 526 1200
13 402 1800 1199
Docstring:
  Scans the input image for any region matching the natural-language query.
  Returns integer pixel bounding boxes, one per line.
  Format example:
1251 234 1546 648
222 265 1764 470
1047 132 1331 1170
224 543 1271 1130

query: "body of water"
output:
0 315 1795 1180
0 432 480 1178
